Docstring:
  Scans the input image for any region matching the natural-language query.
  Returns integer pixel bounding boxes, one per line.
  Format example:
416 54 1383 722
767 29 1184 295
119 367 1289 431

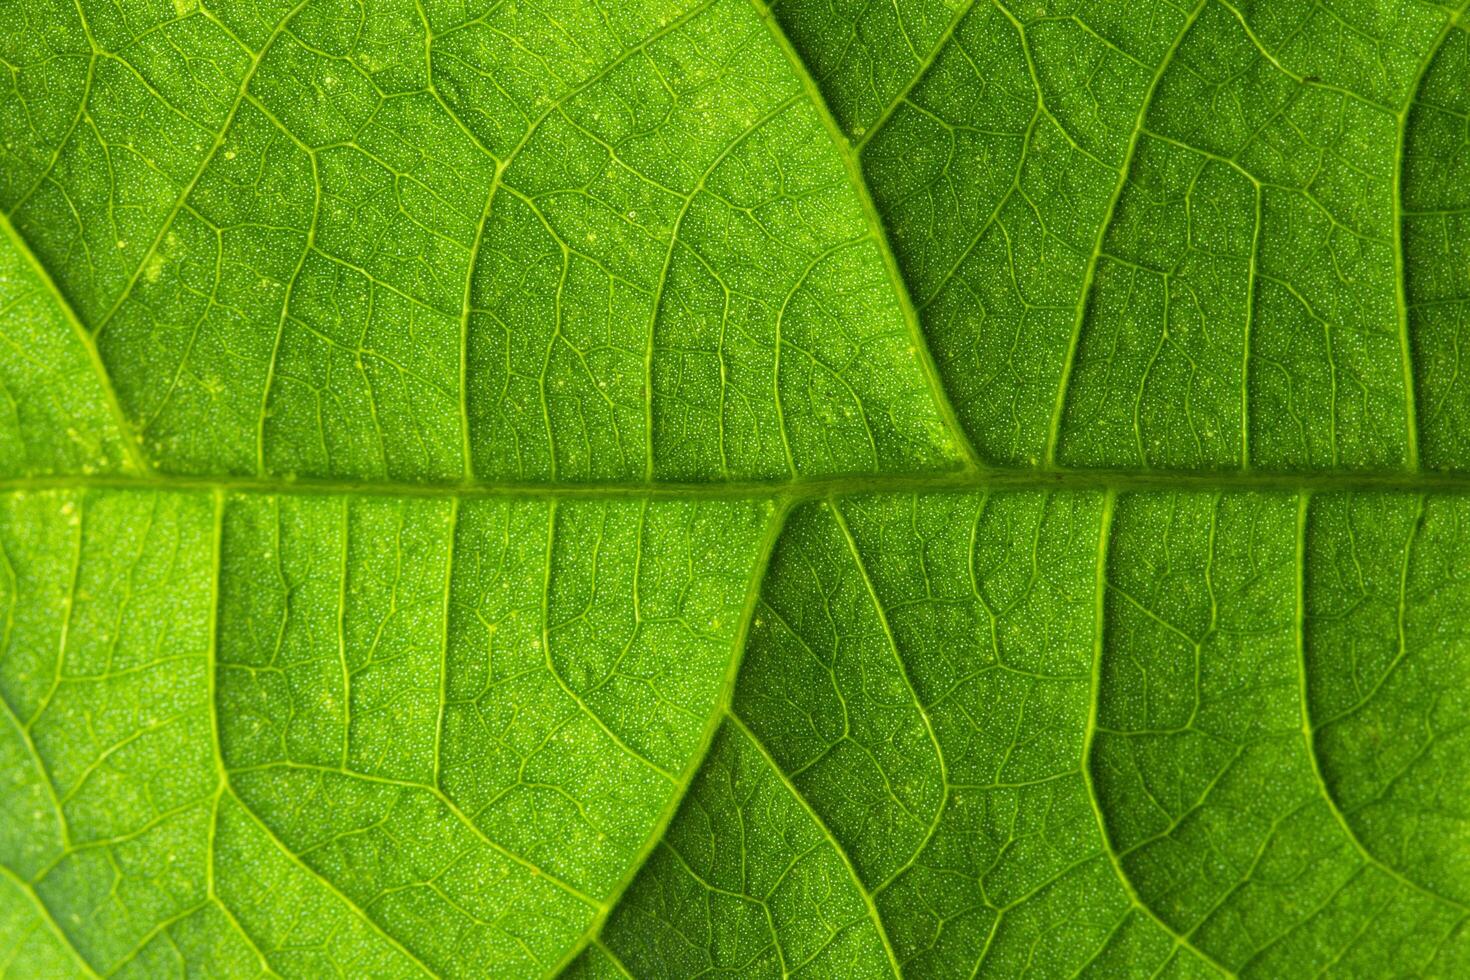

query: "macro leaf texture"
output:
1 0 1469 976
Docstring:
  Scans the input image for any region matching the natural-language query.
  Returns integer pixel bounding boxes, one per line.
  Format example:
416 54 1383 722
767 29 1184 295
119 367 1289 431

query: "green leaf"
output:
0 0 960 483
780 0 1469 471
0 0 1468 977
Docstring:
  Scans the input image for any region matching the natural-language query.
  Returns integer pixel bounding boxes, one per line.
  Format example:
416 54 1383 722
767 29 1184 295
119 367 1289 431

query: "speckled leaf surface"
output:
0 0 1468 976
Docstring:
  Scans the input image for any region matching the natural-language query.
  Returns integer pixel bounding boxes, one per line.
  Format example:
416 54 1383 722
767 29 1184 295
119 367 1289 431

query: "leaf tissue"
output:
0 0 1468 976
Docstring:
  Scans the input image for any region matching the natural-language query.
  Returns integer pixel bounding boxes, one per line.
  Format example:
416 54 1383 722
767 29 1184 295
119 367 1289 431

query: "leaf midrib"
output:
5 469 1469 504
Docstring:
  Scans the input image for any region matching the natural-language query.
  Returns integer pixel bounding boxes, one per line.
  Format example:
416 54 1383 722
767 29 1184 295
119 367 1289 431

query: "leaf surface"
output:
1 0 1469 977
